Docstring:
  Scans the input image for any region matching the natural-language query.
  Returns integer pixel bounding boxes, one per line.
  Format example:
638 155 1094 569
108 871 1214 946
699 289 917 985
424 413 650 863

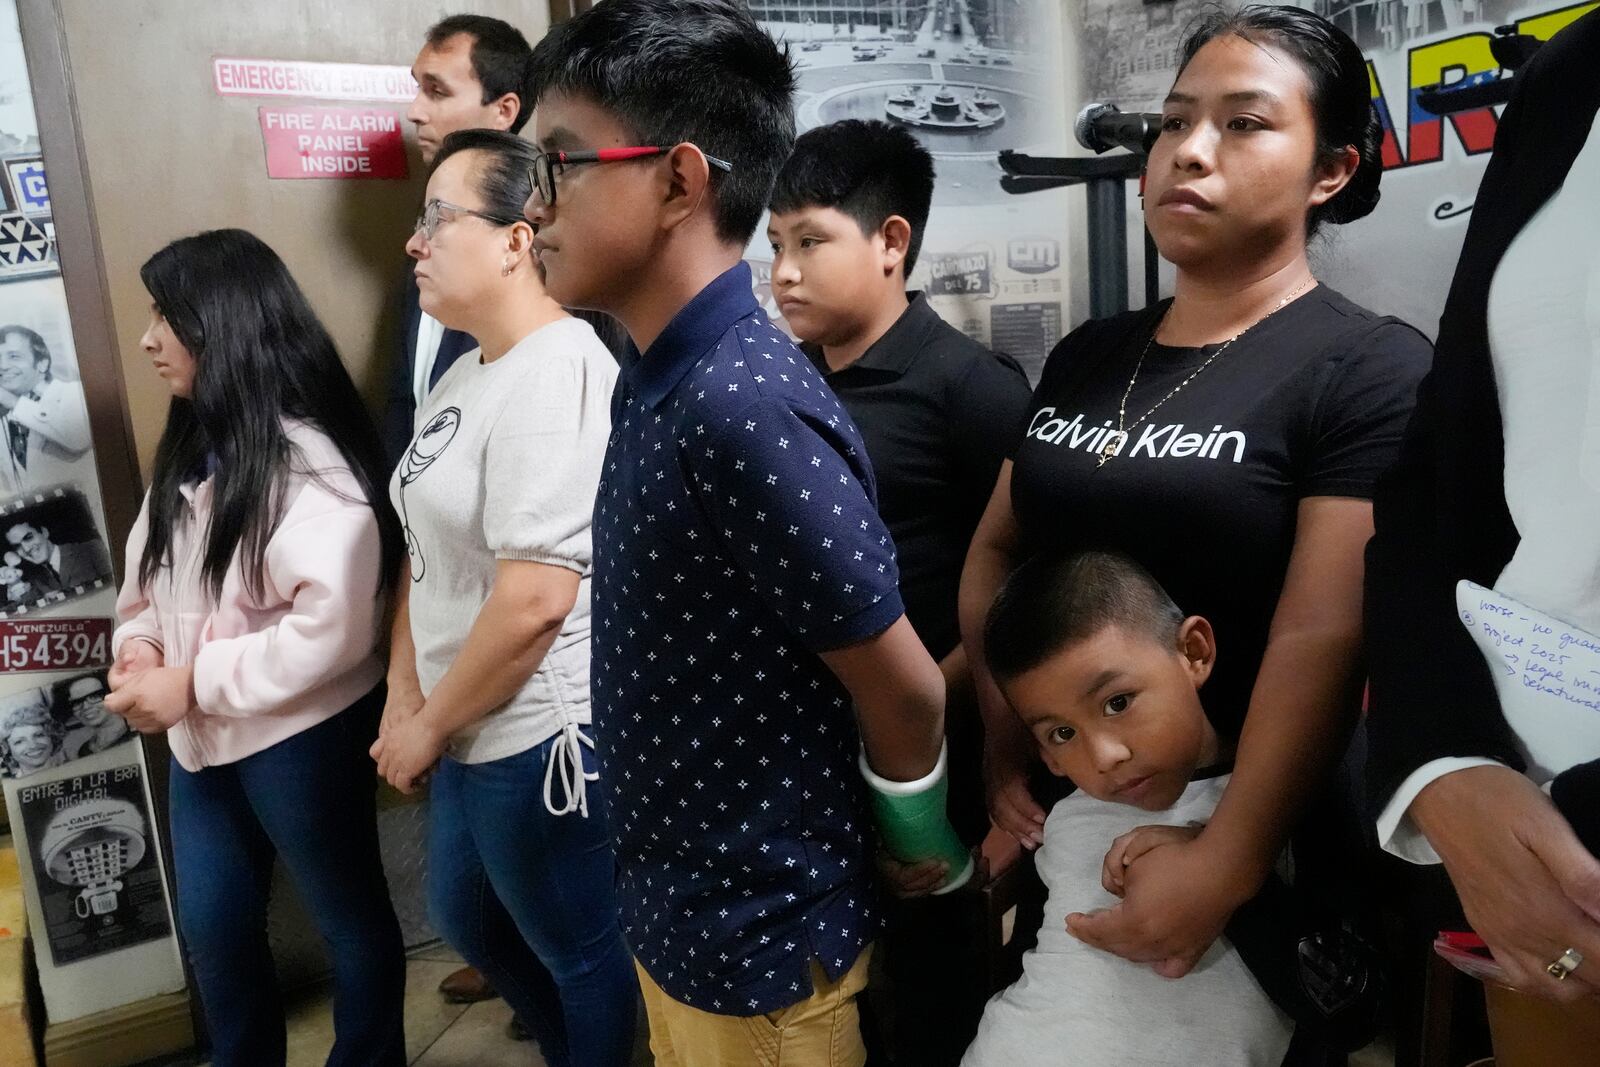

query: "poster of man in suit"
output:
0 486 111 617
0 325 92 495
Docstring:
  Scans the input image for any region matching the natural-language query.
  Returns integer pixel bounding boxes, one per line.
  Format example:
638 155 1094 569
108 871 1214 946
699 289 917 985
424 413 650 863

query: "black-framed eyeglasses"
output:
413 198 521 241
527 146 735 206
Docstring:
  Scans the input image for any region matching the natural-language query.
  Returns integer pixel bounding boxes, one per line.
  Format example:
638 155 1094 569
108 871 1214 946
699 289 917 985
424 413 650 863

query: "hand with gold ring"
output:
1548 948 1584 981
1410 766 1600 1003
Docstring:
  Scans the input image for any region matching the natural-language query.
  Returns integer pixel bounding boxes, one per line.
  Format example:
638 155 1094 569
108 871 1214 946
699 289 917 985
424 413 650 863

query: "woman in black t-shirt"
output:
960 5 1431 979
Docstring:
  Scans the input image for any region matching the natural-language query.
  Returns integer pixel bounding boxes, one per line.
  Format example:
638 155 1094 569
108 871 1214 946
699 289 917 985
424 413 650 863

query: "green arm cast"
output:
859 743 975 895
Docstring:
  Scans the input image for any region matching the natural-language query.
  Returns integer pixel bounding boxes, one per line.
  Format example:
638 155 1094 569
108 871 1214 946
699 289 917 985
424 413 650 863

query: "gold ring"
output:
1547 948 1584 980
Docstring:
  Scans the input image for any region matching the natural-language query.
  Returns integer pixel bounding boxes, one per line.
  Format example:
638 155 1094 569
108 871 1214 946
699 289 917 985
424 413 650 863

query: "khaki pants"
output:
636 948 872 1067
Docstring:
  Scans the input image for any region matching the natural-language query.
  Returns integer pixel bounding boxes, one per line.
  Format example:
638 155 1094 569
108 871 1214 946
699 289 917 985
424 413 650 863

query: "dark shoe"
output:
507 1016 532 1042
438 964 499 1004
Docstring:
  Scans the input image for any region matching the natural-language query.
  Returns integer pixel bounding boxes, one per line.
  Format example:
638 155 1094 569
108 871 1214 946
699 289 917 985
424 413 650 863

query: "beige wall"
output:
59 0 549 477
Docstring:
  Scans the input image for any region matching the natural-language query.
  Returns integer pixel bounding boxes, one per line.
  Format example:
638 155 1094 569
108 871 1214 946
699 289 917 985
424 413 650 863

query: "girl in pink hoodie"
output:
106 229 407 1067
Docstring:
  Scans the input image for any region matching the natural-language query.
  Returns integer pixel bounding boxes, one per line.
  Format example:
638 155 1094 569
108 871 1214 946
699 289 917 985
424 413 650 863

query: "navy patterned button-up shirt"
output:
592 263 904 1015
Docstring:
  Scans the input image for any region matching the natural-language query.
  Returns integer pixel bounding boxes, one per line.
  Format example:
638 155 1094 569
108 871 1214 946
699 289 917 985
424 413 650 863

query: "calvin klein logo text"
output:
1026 408 1247 463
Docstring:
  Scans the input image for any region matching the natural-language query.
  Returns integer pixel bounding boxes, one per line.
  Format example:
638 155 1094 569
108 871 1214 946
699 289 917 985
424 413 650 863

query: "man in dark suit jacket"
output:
1365 7 1600 1004
383 274 479 465
4 522 108 593
383 15 536 465
53 538 111 589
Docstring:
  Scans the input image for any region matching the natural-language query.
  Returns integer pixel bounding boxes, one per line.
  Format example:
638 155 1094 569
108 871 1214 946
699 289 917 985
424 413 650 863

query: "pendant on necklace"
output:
1097 438 1120 467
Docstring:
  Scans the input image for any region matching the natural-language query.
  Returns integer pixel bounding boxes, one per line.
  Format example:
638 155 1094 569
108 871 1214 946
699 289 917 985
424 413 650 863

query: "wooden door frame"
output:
14 0 193 1057
15 0 146 550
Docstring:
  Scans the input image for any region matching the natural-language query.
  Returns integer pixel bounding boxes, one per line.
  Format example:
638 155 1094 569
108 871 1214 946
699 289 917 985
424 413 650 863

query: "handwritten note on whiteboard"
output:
1457 580 1600 781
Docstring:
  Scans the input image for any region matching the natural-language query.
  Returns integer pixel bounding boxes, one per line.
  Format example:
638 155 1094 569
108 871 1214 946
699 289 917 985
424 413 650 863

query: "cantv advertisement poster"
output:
17 761 170 967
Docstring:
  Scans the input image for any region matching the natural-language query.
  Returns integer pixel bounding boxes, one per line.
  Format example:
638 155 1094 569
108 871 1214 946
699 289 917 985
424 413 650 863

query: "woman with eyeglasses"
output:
374 128 636 1067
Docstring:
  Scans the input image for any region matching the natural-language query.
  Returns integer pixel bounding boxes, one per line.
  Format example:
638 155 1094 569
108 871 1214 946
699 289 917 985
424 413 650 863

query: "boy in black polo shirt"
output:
524 4 960 1065
767 119 1032 1064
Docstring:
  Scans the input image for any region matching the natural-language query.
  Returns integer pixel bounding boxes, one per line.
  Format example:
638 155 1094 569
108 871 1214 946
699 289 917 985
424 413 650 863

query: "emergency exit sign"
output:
258 106 408 180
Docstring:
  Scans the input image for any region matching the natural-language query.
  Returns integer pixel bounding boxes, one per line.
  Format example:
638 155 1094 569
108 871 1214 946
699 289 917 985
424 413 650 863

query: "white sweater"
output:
390 317 617 766
114 421 386 771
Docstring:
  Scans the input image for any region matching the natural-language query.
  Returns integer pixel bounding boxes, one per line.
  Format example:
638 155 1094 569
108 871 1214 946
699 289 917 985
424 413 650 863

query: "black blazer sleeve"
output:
382 271 423 469
1363 8 1600 812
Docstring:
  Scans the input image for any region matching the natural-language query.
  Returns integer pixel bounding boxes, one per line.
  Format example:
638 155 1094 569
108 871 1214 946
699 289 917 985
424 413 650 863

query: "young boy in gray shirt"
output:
963 550 1294 1067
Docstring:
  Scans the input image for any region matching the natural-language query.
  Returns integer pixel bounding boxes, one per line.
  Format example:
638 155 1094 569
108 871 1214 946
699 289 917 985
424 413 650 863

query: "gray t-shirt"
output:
390 317 617 764
963 774 1294 1067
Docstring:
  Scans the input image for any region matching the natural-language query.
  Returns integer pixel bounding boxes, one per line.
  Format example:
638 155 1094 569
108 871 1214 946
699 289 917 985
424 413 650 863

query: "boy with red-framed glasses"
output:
524 2 962 1064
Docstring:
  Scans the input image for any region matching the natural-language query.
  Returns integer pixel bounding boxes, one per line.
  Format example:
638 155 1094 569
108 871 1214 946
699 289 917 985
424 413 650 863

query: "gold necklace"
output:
1096 278 1315 468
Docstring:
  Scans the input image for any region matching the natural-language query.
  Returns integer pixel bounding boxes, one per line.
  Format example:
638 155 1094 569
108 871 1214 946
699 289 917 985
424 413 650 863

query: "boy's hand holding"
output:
1067 834 1252 978
1101 822 1203 896
876 851 951 899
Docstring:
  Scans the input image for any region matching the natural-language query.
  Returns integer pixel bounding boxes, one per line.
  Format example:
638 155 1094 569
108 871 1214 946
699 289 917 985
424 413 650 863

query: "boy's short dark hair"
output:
985 550 1184 682
426 14 536 134
770 119 936 276
526 0 798 245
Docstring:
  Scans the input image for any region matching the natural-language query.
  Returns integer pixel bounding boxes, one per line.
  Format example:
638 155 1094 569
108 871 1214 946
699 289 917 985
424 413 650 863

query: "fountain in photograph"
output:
885 83 1006 130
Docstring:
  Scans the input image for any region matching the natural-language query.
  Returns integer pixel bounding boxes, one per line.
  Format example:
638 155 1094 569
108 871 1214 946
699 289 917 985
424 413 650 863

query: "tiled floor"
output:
230 944 1398 1067
254 943 653 1067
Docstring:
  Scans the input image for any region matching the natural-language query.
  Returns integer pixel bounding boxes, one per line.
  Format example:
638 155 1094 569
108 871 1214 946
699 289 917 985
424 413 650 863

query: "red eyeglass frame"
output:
529 146 734 205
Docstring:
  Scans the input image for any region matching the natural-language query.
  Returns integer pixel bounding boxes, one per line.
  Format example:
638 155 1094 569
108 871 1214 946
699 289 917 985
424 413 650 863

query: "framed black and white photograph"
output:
53 668 128 764
16 761 172 966
0 484 112 619
756 1 1058 209
0 668 128 780
0 319 96 495
743 1 1073 376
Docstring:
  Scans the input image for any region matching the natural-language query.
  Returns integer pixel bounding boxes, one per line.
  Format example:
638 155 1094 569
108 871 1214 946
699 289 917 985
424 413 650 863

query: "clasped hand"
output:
370 683 445 794
104 640 192 734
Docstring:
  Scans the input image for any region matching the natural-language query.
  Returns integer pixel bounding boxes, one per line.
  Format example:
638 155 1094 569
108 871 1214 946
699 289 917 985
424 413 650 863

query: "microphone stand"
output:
998 149 1159 318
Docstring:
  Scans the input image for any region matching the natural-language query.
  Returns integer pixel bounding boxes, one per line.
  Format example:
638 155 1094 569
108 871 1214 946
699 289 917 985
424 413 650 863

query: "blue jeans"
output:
169 693 405 1067
427 735 637 1067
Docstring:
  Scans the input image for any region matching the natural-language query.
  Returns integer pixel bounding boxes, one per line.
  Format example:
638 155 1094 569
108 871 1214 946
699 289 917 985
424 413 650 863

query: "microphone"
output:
1074 103 1161 155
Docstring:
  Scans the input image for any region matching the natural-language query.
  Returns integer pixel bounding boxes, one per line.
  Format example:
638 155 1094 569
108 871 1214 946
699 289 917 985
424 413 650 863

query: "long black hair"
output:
138 229 402 603
1178 5 1382 236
